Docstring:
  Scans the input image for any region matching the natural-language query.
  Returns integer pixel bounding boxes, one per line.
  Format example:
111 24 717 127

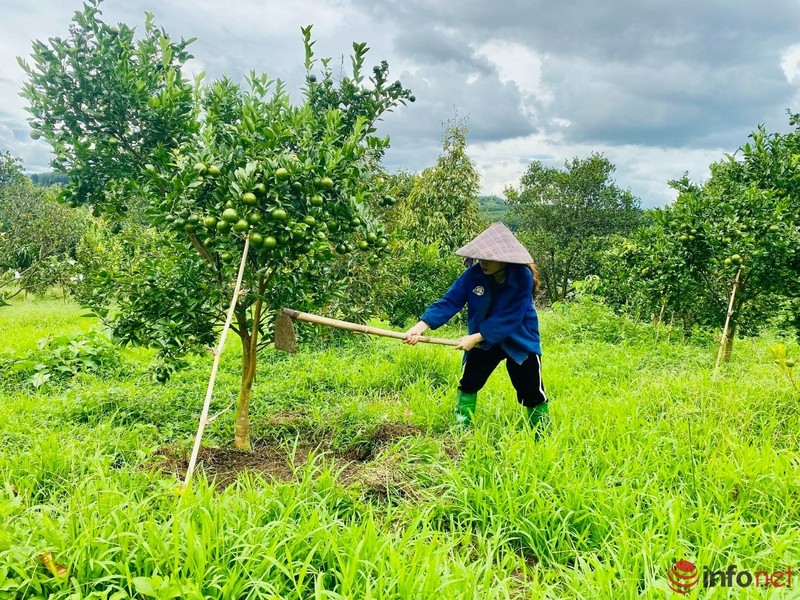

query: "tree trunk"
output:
234 329 256 451
559 259 571 301
233 302 260 451
721 319 737 364
232 280 266 451
546 251 557 305
721 288 743 364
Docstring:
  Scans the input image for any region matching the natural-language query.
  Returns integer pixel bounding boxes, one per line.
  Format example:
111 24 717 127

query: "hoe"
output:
275 307 459 353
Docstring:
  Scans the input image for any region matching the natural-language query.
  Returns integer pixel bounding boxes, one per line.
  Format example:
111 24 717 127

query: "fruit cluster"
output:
162 161 390 265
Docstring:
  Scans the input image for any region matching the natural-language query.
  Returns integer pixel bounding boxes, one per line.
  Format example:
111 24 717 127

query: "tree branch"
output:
252 265 277 349
188 233 215 265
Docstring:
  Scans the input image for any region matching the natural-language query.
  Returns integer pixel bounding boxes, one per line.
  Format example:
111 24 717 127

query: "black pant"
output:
458 345 548 408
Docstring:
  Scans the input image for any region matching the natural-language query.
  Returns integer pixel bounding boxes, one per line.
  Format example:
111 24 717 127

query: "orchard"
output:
595 118 800 361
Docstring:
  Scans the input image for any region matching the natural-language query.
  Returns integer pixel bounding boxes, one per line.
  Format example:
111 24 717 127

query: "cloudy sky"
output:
2 0 800 207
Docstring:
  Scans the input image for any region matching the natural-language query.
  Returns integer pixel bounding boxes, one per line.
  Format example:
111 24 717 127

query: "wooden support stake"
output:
181 237 250 491
713 266 743 377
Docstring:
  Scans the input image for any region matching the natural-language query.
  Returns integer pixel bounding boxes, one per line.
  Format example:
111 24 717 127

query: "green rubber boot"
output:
526 403 550 434
455 391 478 427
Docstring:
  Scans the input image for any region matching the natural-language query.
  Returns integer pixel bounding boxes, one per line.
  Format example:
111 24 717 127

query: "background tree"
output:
367 120 484 326
20 2 413 450
593 206 709 331
595 116 800 360
505 153 642 304
396 118 484 250
29 172 69 187
0 151 25 186
0 154 88 302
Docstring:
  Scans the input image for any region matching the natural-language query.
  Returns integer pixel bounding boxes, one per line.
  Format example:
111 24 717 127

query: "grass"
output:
1 294 93 357
0 295 798 598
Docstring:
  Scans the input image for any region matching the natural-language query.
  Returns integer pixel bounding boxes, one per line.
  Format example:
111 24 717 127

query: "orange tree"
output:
596 117 800 360
20 2 413 449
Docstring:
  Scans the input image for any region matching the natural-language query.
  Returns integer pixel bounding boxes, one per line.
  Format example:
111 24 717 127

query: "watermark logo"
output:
667 560 699 594
667 561 793 594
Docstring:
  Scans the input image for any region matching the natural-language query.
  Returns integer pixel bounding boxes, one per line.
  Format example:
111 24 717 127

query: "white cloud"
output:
473 39 552 103
469 134 722 207
781 43 800 82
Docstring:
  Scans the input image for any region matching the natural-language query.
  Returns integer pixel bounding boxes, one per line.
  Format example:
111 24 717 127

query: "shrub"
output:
1 330 120 389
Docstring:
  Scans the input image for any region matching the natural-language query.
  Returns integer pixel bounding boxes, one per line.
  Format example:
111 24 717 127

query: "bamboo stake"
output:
713 266 743 377
181 237 251 491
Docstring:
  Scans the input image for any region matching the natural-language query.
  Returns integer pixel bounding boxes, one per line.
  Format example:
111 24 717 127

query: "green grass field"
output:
1 296 798 599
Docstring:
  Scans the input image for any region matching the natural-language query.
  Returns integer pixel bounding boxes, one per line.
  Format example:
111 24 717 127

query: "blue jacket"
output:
420 263 542 364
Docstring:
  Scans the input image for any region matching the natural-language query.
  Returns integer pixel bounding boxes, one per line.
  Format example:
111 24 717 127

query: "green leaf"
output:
132 576 158 597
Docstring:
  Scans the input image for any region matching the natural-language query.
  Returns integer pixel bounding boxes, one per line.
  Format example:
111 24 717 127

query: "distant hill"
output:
477 195 512 224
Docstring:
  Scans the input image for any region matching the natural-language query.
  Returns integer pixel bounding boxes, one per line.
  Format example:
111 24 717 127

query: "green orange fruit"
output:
248 231 264 247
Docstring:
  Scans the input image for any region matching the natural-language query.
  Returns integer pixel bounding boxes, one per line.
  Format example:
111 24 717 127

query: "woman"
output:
403 222 548 430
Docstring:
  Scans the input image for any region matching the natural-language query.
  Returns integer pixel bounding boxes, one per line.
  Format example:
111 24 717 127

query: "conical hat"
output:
456 222 533 264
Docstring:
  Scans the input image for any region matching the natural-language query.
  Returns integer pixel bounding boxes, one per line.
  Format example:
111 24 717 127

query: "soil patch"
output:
153 419 430 493
155 443 318 489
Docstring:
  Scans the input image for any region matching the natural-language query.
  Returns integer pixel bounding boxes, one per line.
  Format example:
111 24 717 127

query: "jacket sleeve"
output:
420 270 471 329
478 268 533 344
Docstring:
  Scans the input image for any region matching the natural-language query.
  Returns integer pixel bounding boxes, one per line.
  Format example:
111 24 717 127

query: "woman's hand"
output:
403 321 429 345
456 333 483 351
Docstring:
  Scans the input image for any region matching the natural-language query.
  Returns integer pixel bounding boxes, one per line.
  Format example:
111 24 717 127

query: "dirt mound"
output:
153 419 429 494
156 443 318 489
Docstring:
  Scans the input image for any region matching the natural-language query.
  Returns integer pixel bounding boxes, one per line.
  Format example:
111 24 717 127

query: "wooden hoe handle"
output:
281 308 459 347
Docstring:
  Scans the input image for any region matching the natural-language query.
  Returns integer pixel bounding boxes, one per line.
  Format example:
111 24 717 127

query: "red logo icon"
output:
667 560 699 594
